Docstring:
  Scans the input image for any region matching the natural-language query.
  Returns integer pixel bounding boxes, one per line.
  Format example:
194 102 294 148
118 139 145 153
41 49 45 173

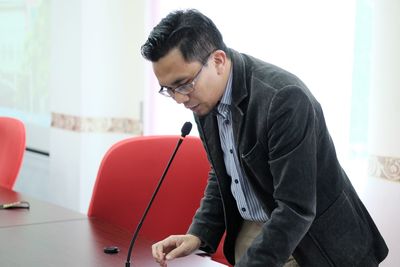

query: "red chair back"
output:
88 135 210 241
0 117 26 189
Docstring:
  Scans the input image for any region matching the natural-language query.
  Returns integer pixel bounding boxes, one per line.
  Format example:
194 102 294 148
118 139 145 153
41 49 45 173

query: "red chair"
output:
88 135 211 242
213 233 232 266
0 117 26 189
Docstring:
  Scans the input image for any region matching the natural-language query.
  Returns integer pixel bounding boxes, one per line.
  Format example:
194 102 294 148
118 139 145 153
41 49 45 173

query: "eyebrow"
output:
160 76 190 89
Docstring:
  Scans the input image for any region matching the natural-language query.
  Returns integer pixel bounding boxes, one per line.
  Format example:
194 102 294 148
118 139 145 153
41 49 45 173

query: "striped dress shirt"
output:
215 71 268 222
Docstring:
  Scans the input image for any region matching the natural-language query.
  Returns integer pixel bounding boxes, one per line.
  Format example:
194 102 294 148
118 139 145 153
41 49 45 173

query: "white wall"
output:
364 1 400 266
15 0 146 213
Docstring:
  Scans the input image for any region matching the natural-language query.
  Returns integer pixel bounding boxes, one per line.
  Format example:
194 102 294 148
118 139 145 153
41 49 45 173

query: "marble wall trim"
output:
51 112 142 135
369 155 400 182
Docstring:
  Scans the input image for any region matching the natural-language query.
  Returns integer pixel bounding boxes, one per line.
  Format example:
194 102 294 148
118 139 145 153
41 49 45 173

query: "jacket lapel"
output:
196 114 231 190
229 50 248 155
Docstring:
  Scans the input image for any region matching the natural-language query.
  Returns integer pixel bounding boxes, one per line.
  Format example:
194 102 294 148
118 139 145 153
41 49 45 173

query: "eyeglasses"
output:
158 51 215 98
158 64 205 98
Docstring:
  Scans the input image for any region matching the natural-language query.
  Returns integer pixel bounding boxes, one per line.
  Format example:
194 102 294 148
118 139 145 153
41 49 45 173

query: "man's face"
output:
152 48 229 116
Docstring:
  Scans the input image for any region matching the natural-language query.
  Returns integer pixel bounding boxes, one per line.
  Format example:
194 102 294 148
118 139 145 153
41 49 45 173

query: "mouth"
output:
186 104 199 112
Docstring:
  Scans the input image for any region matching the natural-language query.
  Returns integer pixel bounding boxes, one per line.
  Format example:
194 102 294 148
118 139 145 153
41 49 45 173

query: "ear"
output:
212 50 229 75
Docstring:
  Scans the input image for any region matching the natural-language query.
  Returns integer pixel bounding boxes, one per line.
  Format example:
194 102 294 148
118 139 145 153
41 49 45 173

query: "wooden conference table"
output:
0 187 226 267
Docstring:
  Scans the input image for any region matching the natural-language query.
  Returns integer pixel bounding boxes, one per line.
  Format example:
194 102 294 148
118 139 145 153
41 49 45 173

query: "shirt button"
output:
234 179 239 184
229 149 233 154
241 207 246 212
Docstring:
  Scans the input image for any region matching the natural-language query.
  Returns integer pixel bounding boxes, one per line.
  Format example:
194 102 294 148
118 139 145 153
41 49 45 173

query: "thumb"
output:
165 245 185 260
165 240 196 260
164 235 201 261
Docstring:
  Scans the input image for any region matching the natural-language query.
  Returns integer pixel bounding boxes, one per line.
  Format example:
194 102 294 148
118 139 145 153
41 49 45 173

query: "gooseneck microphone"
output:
125 122 192 267
180 121 192 137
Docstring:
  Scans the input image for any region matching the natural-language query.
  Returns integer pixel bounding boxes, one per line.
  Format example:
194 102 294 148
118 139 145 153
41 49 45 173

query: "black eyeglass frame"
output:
158 50 216 98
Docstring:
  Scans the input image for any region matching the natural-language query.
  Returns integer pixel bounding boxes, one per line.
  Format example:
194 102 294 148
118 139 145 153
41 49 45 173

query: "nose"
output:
173 92 189 104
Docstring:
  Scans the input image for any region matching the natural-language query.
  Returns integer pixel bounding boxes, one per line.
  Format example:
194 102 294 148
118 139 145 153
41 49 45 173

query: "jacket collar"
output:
196 49 249 153
229 49 248 112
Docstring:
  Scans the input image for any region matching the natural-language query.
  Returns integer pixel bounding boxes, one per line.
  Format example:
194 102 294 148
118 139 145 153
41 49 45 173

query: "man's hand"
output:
151 234 202 266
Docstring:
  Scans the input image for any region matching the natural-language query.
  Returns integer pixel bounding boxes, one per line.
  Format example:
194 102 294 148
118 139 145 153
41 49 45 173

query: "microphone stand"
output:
125 122 192 266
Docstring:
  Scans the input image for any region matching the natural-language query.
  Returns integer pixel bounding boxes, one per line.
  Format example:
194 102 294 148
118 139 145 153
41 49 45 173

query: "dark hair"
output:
141 9 228 63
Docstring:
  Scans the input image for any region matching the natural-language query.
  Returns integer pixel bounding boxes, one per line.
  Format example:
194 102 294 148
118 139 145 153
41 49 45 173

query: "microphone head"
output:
181 122 192 137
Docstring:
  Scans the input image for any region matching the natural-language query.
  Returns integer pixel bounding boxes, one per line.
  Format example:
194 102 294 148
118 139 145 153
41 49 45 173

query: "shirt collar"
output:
213 69 233 116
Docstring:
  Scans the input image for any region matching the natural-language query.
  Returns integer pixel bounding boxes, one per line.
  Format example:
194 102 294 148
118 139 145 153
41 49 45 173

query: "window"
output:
0 0 51 152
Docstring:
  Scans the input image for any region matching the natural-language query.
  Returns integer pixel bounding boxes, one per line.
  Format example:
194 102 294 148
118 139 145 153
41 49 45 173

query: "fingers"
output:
152 235 179 266
152 235 202 266
152 240 168 266
152 243 166 266
165 235 201 260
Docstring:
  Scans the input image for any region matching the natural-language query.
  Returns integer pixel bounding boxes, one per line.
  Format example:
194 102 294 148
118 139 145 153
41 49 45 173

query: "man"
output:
141 9 388 267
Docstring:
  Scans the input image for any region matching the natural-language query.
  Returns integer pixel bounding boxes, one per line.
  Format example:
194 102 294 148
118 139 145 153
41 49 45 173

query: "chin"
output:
194 108 211 117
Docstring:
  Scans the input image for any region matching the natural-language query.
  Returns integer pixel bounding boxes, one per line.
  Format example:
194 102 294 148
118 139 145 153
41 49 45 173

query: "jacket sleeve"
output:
237 86 318 267
187 167 226 254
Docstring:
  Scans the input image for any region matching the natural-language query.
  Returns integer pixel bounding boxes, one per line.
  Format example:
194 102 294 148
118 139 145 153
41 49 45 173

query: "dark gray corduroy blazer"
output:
188 49 388 267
